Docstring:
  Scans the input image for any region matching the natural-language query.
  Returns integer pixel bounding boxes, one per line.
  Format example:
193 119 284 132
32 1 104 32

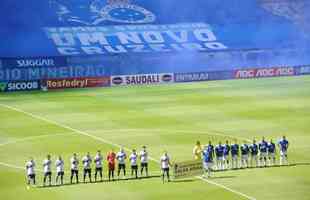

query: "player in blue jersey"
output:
268 139 276 166
249 139 259 167
215 142 224 170
202 145 214 178
259 137 268 167
278 136 289 165
207 141 215 158
240 141 250 168
223 140 231 169
230 140 239 169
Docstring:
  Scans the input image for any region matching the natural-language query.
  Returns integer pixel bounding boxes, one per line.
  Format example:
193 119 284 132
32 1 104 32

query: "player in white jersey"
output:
70 153 79 184
116 148 127 178
139 146 149 177
94 150 103 182
43 154 52 186
55 156 64 185
160 151 171 183
130 149 138 179
26 157 36 185
82 152 92 183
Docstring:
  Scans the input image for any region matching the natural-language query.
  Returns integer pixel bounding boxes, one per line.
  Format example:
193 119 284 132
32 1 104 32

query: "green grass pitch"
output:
0 76 310 200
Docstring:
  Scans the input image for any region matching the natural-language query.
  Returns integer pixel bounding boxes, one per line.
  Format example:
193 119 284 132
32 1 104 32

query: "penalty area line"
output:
196 176 257 200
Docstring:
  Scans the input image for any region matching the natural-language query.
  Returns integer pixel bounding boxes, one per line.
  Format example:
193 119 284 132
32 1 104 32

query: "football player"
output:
202 145 214 178
116 148 127 179
26 157 36 186
94 150 103 182
107 150 116 181
215 141 224 170
249 139 259 167
70 153 79 184
82 152 92 183
278 136 289 165
55 156 64 185
241 141 250 168
160 151 171 183
139 146 149 177
130 149 138 179
231 140 239 169
259 137 268 167
268 139 276 166
43 154 52 186
223 140 231 169
193 141 203 160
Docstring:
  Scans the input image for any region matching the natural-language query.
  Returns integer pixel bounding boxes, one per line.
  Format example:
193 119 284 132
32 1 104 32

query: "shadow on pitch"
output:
37 175 161 189
209 175 236 180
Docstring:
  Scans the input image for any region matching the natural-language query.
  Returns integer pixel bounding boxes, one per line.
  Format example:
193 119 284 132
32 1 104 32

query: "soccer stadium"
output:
0 1 310 200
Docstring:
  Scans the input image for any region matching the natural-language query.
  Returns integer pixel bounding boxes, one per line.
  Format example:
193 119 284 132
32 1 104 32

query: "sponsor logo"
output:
235 67 295 79
111 73 173 86
112 76 124 85
3 81 40 92
161 74 173 82
175 72 209 82
125 74 160 85
300 66 310 74
50 0 156 25
47 77 110 89
16 58 55 67
0 82 7 92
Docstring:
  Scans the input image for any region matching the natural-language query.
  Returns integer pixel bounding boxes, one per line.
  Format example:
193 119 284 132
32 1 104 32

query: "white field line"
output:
0 103 256 199
0 103 157 163
196 176 257 200
0 133 75 147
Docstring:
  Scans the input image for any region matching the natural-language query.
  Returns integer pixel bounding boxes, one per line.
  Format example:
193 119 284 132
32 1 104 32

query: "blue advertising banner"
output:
175 71 233 83
1 56 68 68
0 80 41 92
0 65 107 81
295 65 310 75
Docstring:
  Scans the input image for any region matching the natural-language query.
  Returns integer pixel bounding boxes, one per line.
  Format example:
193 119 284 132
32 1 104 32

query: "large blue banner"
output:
0 0 309 58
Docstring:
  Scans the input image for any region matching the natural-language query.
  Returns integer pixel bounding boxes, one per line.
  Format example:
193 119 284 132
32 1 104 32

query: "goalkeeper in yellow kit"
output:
193 141 203 160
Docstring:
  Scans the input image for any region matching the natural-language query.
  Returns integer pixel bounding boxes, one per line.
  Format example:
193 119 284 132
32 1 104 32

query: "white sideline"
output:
0 103 255 199
0 133 74 147
0 103 157 163
196 176 256 200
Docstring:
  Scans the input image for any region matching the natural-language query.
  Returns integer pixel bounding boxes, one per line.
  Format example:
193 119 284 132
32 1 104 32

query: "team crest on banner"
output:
49 0 156 25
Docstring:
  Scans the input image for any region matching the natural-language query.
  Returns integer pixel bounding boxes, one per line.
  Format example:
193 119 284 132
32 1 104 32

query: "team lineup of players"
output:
193 136 289 178
26 145 173 186
25 146 160 186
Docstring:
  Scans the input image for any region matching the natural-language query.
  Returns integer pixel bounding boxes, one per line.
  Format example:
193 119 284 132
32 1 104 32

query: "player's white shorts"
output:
260 152 267 158
224 155 229 161
280 150 287 157
242 155 248 160
251 155 257 159
232 155 238 161
216 156 224 161
268 153 275 159
203 162 213 170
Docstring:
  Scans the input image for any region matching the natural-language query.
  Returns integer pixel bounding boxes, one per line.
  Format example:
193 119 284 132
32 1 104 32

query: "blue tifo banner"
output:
0 66 106 81
1 57 67 68
44 23 228 56
0 0 309 57
0 80 41 92
174 71 233 83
